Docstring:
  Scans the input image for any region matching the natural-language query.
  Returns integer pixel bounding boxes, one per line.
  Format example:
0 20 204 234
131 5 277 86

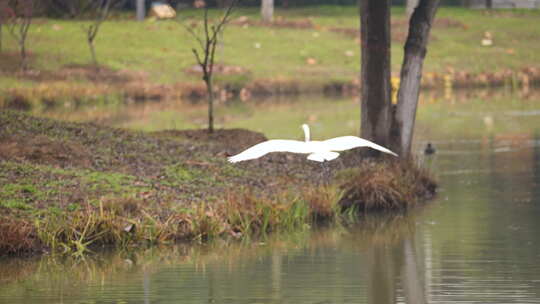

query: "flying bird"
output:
228 124 397 163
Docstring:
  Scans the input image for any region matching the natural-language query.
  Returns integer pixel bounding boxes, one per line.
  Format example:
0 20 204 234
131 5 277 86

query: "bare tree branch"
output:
81 0 124 65
183 21 205 51
203 7 209 46
184 0 238 133
5 0 35 70
192 48 204 67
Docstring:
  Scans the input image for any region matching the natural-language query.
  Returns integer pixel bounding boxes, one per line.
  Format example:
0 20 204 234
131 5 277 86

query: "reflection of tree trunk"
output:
208 266 215 302
533 132 540 199
367 245 396 304
402 238 426 304
143 270 151 304
422 230 434 303
359 0 392 150
271 252 282 301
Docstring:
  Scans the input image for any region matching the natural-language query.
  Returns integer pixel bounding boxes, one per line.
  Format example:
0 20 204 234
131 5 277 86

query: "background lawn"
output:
1 6 539 94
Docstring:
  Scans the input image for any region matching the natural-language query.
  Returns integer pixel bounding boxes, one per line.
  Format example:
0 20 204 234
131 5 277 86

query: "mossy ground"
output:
0 111 435 256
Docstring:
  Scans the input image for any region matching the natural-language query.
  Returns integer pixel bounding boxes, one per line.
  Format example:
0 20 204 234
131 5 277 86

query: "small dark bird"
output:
424 142 436 155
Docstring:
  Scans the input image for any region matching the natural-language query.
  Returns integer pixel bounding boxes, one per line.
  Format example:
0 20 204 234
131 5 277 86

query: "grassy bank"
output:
0 111 436 256
1 6 540 104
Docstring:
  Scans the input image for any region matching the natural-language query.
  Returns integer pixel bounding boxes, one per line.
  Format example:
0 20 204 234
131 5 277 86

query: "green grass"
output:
1 6 539 94
0 161 148 210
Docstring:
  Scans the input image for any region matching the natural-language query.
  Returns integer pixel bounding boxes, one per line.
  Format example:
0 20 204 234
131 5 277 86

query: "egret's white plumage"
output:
228 124 398 163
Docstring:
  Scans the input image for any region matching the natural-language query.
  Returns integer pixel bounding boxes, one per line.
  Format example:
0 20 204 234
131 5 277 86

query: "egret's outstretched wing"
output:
228 140 311 163
322 136 398 156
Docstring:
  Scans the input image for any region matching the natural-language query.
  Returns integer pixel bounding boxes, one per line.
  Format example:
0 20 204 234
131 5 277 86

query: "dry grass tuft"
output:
301 185 342 222
0 217 42 255
337 159 437 212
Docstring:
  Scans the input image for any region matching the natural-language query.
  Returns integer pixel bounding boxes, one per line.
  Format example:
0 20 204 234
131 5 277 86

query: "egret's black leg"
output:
320 161 330 185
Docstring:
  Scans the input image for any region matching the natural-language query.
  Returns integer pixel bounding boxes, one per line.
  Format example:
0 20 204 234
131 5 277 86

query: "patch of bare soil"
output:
228 15 463 43
0 52 25 73
16 64 147 84
184 63 250 76
330 17 466 42
231 16 314 29
328 26 414 42
0 135 92 168
391 17 468 29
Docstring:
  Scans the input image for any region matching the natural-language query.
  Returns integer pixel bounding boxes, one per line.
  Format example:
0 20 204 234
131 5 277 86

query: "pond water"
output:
1 88 540 303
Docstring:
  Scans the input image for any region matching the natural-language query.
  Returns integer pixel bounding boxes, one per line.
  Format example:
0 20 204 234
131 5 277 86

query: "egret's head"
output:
301 124 310 142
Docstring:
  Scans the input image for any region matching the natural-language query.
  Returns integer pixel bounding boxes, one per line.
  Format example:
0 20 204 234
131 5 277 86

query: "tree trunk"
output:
19 22 31 71
406 0 419 18
89 39 98 66
359 0 392 150
261 0 274 23
205 75 214 133
20 40 27 70
392 0 440 157
136 0 145 21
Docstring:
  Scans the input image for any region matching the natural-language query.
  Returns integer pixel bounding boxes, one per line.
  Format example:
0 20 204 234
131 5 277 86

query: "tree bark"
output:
392 0 440 157
20 39 27 70
205 75 214 133
261 0 274 23
406 0 419 18
359 0 392 149
136 0 145 21
89 39 97 65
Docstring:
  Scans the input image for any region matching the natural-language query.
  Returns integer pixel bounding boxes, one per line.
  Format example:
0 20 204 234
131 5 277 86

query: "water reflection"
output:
1 89 540 303
0 214 430 304
4 87 540 140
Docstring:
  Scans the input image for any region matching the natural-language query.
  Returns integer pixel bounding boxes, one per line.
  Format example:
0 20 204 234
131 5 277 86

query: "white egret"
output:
228 124 397 163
